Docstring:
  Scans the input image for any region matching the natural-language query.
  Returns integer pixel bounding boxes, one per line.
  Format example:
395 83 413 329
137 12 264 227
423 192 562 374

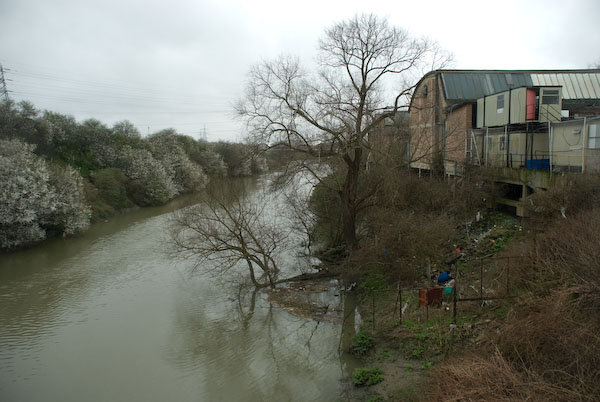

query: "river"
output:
0 178 359 402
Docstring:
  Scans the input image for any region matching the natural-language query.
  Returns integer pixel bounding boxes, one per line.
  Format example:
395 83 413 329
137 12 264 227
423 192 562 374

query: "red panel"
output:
526 89 537 120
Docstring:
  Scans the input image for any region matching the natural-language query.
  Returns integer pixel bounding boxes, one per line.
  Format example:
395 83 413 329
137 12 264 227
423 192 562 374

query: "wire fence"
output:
362 256 523 332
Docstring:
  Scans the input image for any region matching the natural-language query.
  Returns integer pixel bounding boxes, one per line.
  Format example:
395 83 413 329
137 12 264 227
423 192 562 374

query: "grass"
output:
352 367 384 387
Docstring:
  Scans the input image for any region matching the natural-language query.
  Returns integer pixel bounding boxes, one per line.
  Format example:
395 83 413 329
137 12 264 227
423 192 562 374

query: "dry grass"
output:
526 173 600 227
425 350 588 402
423 206 600 402
531 208 600 293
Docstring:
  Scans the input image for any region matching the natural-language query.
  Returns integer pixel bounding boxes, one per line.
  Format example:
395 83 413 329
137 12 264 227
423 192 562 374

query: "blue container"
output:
526 158 549 171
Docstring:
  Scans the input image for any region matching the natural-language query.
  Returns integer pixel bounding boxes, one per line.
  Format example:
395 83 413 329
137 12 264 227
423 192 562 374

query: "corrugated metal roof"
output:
439 70 600 102
530 72 599 100
441 72 533 101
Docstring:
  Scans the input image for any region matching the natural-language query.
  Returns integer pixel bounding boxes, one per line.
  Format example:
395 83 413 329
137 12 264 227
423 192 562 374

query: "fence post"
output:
480 263 484 305
372 291 375 333
506 258 510 296
452 281 457 323
399 287 402 324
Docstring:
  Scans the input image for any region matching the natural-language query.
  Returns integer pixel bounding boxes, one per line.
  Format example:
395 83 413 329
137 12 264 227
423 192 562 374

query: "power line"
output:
1 60 245 141
0 64 9 102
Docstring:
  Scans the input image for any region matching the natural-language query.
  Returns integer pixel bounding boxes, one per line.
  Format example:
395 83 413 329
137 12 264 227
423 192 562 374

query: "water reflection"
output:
0 178 360 402
165 273 359 401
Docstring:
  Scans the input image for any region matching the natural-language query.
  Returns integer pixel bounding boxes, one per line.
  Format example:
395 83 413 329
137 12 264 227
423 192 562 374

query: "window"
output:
497 94 504 113
542 89 559 105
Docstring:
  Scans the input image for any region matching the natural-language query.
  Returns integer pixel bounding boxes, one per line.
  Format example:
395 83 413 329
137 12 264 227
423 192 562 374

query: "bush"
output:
497 288 600 397
425 206 600 402
530 208 600 291
353 367 384 387
526 173 600 227
0 139 90 249
92 168 133 210
352 331 374 355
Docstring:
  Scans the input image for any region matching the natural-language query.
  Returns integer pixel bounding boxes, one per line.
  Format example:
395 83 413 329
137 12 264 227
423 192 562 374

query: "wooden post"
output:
506 258 510 296
399 287 403 324
480 263 484 305
452 281 457 323
372 291 375 334
394 280 401 320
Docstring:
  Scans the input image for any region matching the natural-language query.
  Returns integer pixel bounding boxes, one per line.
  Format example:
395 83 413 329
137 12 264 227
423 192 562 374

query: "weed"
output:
366 395 385 402
492 230 514 252
377 350 390 361
352 331 374 355
417 330 430 341
410 344 425 359
402 319 417 329
422 360 433 369
404 363 414 372
353 367 384 387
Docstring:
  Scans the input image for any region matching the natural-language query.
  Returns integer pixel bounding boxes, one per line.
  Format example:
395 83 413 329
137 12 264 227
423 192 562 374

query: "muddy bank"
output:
268 279 345 323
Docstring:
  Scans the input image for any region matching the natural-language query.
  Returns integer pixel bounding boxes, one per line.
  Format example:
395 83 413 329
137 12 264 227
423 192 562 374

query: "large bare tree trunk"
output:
340 148 362 250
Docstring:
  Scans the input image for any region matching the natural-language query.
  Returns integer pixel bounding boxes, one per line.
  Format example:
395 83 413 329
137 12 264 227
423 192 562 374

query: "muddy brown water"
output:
0 180 360 402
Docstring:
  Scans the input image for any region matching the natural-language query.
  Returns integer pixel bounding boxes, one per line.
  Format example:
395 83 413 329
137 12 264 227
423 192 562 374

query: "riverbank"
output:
336 185 600 402
333 212 523 401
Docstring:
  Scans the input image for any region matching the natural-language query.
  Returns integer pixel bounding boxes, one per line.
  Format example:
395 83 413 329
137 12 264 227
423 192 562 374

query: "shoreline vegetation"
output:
0 99 270 252
316 171 600 401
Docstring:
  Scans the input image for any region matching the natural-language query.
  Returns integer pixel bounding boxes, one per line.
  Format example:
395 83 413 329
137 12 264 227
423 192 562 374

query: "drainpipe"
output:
485 127 489 167
483 97 486 127
582 116 587 173
549 122 553 176
504 125 508 167
506 88 512 167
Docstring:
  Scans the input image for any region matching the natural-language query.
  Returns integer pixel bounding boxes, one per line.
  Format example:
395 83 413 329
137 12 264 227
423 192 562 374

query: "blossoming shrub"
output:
0 139 90 250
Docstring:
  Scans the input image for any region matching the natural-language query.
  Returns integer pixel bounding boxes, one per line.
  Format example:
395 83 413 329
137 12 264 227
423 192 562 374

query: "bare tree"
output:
238 14 450 250
169 183 292 288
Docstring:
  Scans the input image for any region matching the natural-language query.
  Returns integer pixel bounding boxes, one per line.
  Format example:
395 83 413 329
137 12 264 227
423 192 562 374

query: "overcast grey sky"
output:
1 0 599 141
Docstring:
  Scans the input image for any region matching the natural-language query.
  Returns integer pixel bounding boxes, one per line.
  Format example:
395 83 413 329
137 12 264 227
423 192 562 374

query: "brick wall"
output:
410 74 441 168
444 103 473 163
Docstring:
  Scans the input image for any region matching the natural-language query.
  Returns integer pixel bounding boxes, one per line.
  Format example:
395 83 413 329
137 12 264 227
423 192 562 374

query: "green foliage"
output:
87 168 134 220
352 367 384 386
422 360 433 369
362 271 389 294
352 331 374 355
92 168 131 208
59 148 98 176
404 363 414 372
366 395 385 402
401 319 417 329
409 343 425 359
491 230 513 252
377 350 390 361
308 172 344 252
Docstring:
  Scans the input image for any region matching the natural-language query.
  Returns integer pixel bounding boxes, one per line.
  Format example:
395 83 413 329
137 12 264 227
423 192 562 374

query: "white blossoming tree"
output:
0 139 90 250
